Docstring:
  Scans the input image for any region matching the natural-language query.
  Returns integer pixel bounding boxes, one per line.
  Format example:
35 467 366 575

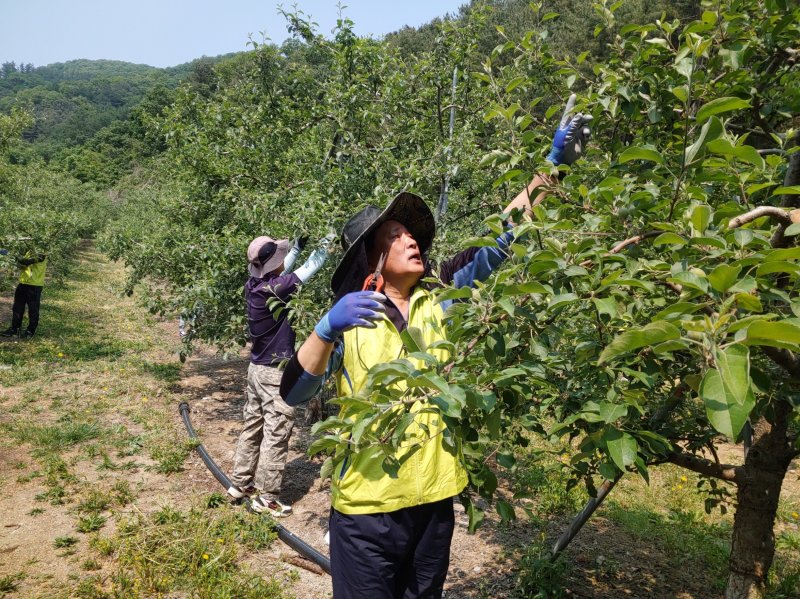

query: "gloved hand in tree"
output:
319 232 336 248
314 291 386 342
293 232 338 283
547 94 593 166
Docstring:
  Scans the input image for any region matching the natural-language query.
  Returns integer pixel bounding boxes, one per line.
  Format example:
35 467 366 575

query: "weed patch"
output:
512 538 568 599
100 504 287 598
54 535 78 549
148 437 193 474
8 419 103 453
0 573 25 597
77 514 107 533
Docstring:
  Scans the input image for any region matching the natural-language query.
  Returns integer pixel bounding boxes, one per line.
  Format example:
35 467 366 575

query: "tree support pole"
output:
551 475 621 558
436 66 458 222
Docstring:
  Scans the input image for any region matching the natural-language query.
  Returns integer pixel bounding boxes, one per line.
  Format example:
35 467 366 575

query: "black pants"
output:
329 497 455 599
11 283 42 333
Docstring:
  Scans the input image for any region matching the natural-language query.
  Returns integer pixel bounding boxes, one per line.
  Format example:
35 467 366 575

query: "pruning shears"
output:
362 252 387 293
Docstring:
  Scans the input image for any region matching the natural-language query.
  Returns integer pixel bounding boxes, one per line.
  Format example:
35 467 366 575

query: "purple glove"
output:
314 291 386 342
547 94 593 166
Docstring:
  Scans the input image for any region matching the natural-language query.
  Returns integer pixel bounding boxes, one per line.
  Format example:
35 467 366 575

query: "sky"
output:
1 0 467 69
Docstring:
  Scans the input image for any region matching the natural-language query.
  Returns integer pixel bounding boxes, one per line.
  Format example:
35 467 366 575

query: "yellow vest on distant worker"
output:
19 257 47 287
332 286 468 515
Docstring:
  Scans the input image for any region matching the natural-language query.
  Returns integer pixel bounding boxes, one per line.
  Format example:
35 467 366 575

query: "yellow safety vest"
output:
19 257 47 287
332 286 468 515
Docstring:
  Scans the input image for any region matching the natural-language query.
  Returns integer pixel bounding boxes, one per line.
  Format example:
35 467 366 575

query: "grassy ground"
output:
509 442 800 598
0 247 291 598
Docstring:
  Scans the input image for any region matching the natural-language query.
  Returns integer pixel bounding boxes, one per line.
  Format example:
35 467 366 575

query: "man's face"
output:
370 220 425 282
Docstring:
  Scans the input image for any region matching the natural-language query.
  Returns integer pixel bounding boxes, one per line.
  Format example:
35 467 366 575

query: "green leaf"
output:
685 117 722 165
307 436 341 456
431 394 462 418
690 204 713 235
756 261 800 277
598 321 681 364
653 232 686 247
549 293 579 310
714 345 751 406
436 286 473 303
487 332 506 358
604 428 638 471
733 229 754 247
496 499 516 522
672 85 688 104
598 402 628 423
695 97 750 124
618 146 664 164
400 327 426 353
705 139 764 167
728 276 757 294
391 413 419 445
743 320 800 351
727 315 775 333
653 339 691 355
654 302 704 320
319 457 334 480
599 462 618 481
784 223 800 237
708 264 741 293
734 293 762 312
496 453 516 469
668 271 709 293
504 281 548 295
700 369 754 439
466 499 485 533
593 297 617 318
772 185 800 196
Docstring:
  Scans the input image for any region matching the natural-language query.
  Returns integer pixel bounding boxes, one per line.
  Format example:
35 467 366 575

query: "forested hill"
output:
0 55 236 170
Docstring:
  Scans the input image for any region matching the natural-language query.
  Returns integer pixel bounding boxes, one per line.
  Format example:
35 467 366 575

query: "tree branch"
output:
780 132 800 210
667 448 745 483
579 230 662 267
727 206 796 229
608 230 662 254
762 346 800 380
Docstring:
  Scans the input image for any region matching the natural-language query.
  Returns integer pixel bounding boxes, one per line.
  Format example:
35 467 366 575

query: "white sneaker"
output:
227 485 256 500
251 495 292 517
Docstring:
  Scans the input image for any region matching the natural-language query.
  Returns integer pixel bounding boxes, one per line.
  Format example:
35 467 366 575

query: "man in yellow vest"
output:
1 250 47 339
279 96 591 598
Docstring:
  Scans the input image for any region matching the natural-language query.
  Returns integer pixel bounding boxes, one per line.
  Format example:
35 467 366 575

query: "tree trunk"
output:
725 401 795 599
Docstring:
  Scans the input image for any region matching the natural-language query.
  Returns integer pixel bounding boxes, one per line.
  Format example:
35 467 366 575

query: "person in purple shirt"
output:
228 233 333 517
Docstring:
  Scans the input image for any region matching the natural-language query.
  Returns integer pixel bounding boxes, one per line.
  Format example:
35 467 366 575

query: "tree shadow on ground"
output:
442 490 729 599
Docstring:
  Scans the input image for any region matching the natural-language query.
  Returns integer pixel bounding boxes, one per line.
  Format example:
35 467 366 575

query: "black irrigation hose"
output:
178 402 332 575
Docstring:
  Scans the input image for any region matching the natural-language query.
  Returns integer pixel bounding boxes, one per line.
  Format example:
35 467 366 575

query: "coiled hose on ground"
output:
178 402 331 575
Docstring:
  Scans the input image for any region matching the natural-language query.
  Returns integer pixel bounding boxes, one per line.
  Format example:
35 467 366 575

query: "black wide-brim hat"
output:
331 192 435 296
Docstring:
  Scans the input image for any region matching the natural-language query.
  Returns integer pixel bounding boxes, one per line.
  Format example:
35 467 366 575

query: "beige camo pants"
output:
231 363 295 497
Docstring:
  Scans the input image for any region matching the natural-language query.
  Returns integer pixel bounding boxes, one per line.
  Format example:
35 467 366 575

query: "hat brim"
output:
249 239 290 278
331 192 435 294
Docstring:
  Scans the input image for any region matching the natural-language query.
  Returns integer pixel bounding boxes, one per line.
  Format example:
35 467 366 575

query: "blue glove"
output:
547 94 593 166
314 291 386 342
